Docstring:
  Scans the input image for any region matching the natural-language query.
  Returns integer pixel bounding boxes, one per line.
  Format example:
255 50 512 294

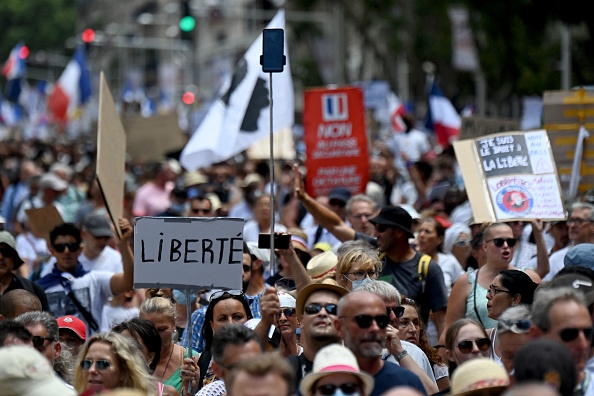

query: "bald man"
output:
0 289 42 320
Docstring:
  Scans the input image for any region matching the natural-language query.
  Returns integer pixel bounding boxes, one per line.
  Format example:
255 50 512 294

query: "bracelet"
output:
396 350 408 362
434 345 446 349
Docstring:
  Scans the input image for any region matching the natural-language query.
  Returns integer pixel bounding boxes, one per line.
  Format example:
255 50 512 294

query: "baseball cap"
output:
0 230 24 268
299 344 374 396
57 315 86 341
0 345 77 396
328 187 351 204
39 173 68 192
451 357 509 395
370 205 414 239
295 282 349 319
82 214 114 238
564 244 594 271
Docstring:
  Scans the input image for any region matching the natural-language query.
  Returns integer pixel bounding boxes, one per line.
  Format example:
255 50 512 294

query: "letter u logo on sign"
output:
322 94 349 121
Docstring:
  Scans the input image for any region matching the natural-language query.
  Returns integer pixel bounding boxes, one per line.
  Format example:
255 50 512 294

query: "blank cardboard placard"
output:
25 207 64 242
246 127 296 160
121 114 187 162
97 72 126 238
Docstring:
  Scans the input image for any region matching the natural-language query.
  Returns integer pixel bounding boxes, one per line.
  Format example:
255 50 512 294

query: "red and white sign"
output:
303 86 369 197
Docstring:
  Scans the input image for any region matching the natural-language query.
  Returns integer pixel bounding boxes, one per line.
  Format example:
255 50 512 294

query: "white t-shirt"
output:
100 305 140 332
43 271 113 335
15 232 50 270
543 245 570 282
437 252 465 296
243 220 287 243
40 246 123 277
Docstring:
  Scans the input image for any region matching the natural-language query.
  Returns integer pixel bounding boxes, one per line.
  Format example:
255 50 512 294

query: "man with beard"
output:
335 291 426 396
289 282 349 393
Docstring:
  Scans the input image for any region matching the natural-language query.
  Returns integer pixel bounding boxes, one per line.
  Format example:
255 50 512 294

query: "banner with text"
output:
303 86 369 197
133 217 244 289
453 130 565 223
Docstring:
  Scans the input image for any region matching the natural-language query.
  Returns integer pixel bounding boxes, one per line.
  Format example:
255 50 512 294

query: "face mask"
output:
350 276 374 290
170 202 188 215
172 289 197 305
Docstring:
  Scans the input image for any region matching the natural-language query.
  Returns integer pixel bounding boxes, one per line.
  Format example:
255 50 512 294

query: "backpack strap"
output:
418 254 431 294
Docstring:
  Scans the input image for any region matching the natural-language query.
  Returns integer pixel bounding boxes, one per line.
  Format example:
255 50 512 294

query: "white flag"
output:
180 10 294 170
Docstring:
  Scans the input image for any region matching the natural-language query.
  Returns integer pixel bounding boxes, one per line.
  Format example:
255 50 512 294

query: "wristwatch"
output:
396 350 408 362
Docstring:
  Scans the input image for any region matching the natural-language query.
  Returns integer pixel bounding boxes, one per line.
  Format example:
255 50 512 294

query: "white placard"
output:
133 217 244 289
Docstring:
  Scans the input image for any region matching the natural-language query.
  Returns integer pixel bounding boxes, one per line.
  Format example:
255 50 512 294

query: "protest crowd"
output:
2 7 594 396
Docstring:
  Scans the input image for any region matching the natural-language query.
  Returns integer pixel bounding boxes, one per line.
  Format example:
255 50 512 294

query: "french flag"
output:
426 80 461 147
387 92 407 133
47 46 92 122
2 42 26 103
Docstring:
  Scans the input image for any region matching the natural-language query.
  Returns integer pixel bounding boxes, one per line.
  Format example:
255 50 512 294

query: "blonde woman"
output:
73 332 156 395
335 242 382 290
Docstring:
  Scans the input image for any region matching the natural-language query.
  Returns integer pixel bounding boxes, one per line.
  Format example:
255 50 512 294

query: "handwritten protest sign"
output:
454 130 565 223
133 217 244 290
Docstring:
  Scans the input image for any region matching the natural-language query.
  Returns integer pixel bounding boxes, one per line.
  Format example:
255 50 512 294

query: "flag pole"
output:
268 72 277 275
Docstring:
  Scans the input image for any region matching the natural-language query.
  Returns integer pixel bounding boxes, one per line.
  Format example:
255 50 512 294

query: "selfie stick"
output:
261 28 286 275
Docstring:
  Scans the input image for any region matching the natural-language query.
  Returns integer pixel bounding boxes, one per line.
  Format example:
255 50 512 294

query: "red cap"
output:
57 315 86 341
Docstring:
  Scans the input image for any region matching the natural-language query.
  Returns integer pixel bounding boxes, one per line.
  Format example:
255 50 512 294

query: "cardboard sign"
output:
303 86 369 197
460 116 520 139
97 73 126 238
454 130 565 223
122 114 187 162
25 207 64 242
133 217 244 289
246 127 296 160
543 89 594 193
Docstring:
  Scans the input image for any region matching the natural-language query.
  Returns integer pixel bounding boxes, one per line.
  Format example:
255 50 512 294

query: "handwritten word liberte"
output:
140 234 243 265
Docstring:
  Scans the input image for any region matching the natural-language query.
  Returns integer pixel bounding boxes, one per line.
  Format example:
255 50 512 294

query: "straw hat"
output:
295 282 348 319
306 251 338 280
450 358 509 395
299 344 374 396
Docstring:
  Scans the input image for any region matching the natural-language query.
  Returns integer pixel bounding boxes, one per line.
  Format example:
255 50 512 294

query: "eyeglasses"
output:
209 290 243 302
497 319 531 334
453 239 472 247
315 382 361 395
487 285 512 297
559 327 594 342
567 218 592 226
191 208 211 215
32 336 55 350
457 338 491 353
351 213 373 220
342 314 390 329
375 224 392 233
346 269 378 280
303 303 338 316
485 238 517 248
329 199 346 208
242 265 251 272
80 359 112 371
388 306 405 318
52 242 80 253
277 308 296 318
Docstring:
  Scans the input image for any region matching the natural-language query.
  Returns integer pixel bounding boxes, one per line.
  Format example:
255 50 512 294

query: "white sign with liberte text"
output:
133 217 244 289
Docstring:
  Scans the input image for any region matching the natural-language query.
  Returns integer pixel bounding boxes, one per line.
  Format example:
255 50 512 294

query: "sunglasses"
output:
303 303 338 316
52 242 80 253
32 336 54 350
0 246 15 259
316 382 361 396
80 359 112 371
349 314 390 329
209 290 243 302
559 327 594 342
453 239 472 247
329 199 346 208
388 306 405 318
191 208 211 214
485 238 517 248
375 224 392 233
242 265 252 272
457 338 491 353
277 308 296 318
